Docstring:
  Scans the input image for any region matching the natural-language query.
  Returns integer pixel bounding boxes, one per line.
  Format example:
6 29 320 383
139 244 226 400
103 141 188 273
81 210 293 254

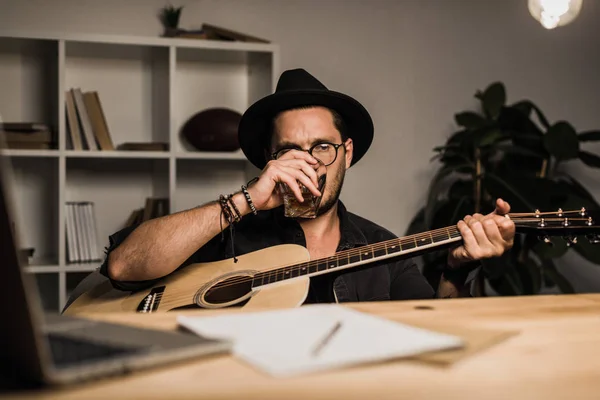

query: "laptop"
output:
0 155 232 388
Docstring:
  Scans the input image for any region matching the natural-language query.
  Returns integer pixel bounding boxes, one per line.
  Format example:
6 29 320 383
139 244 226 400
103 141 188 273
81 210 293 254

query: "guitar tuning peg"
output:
538 235 554 246
586 234 600 245
563 235 578 247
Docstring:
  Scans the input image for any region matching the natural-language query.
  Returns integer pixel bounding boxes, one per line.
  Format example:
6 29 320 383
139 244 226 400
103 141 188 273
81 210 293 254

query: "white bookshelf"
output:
0 31 278 312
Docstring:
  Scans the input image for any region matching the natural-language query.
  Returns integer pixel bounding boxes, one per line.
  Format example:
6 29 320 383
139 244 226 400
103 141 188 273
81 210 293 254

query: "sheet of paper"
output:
177 304 464 377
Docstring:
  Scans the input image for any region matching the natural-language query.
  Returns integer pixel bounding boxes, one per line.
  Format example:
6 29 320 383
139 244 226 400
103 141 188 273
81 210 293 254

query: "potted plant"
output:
159 3 184 37
406 82 600 296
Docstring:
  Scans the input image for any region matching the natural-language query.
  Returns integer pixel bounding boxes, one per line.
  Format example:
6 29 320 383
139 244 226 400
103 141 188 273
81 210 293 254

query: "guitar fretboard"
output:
251 226 462 288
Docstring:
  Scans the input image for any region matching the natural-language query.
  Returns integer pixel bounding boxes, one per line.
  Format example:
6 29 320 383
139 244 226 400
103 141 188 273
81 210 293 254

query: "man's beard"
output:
314 162 346 217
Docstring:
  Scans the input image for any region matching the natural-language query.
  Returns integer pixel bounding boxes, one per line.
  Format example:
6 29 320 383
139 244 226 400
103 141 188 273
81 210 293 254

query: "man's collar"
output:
336 200 368 249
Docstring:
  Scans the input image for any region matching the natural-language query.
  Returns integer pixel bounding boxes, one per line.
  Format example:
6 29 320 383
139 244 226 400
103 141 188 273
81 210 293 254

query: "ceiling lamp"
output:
528 0 583 29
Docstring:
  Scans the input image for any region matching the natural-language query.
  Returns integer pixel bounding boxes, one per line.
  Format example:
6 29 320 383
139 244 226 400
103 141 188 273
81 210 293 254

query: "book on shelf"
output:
117 142 169 151
65 88 115 151
65 201 102 264
123 197 169 228
0 122 55 149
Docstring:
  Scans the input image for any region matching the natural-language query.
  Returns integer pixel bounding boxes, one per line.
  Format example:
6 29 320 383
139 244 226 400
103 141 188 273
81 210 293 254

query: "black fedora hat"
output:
238 68 374 170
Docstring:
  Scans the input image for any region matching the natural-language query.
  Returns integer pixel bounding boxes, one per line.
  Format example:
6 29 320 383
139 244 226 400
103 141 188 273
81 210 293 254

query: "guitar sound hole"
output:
204 276 253 305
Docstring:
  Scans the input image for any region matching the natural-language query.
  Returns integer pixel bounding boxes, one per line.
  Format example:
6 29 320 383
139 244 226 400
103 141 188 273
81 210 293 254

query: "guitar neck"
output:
251 226 462 288
251 208 600 289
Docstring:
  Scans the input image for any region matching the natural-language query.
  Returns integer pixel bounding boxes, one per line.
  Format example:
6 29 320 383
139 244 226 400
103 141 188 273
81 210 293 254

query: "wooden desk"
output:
7 294 600 399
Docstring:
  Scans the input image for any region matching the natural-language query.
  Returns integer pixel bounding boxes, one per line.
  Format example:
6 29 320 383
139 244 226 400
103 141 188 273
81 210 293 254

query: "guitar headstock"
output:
511 207 600 246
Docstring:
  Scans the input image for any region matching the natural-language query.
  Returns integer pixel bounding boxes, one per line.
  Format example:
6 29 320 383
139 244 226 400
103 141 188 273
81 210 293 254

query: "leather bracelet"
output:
227 194 242 222
218 194 235 224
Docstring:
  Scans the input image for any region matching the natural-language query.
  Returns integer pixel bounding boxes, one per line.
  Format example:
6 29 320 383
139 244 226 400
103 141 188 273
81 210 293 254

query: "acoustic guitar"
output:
63 208 600 315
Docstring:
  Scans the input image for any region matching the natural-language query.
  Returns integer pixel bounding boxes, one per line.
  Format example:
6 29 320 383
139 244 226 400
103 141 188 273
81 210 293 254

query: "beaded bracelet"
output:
241 179 258 215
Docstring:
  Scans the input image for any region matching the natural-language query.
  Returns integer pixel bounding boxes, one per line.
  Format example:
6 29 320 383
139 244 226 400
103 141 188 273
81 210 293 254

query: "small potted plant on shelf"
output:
159 3 184 37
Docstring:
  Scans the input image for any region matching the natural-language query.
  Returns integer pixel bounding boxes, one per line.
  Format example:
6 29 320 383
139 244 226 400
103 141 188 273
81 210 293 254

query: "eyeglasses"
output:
271 142 345 166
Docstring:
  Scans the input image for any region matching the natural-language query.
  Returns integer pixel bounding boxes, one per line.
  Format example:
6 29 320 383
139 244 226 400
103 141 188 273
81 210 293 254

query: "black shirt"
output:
99 201 436 302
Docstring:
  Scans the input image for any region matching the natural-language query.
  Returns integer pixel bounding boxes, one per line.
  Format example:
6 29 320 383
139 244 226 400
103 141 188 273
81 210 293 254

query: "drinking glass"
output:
279 174 326 218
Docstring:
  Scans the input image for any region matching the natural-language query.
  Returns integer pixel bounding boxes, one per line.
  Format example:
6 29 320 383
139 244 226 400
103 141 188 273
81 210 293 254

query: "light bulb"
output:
528 0 583 29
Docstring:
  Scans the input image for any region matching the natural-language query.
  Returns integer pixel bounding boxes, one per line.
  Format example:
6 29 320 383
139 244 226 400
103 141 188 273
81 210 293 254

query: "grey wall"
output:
1 0 599 291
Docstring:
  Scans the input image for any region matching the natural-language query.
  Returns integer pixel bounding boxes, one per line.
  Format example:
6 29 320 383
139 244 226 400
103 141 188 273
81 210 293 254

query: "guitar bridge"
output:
136 286 165 313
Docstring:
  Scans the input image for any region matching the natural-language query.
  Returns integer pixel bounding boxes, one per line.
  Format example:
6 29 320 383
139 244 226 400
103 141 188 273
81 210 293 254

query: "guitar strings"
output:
206 215 593 290
203 215 594 292
206 225 463 290
204 217 573 291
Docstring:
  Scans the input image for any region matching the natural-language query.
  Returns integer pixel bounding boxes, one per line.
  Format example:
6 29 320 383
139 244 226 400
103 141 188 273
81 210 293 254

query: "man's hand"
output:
246 150 323 211
447 198 516 268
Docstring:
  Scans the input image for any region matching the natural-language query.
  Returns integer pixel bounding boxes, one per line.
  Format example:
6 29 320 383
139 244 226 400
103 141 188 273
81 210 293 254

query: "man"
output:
101 68 515 302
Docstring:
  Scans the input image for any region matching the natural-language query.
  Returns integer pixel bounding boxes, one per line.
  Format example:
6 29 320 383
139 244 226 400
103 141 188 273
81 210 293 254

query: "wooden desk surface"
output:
7 294 600 399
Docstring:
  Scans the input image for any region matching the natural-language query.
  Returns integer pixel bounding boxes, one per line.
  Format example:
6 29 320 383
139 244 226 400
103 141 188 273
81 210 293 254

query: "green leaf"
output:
512 100 550 129
448 180 473 200
579 151 600 168
497 107 547 157
424 165 474 229
496 143 545 158
439 150 474 170
429 196 474 231
492 148 546 178
544 121 580 160
541 260 575 293
448 196 472 224
478 128 505 147
455 112 487 130
499 106 544 136
511 100 532 117
446 129 476 149
578 131 600 142
481 82 506 119
433 144 461 152
483 173 537 212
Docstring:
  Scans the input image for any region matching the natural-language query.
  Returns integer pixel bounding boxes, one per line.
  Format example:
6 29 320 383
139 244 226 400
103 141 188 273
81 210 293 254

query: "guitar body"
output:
64 244 311 315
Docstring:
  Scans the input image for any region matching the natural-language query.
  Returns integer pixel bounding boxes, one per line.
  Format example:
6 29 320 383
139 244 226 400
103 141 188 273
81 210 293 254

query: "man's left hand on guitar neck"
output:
447 198 516 269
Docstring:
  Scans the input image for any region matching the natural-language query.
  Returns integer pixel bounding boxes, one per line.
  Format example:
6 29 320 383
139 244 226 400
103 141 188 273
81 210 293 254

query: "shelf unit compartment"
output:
174 159 250 214
247 52 275 105
65 41 170 149
0 37 59 148
6 157 59 265
31 272 59 312
173 48 272 153
66 158 170 261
